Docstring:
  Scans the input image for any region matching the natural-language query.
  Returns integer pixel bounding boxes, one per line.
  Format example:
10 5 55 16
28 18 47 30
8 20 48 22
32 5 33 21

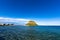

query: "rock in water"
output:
26 21 38 26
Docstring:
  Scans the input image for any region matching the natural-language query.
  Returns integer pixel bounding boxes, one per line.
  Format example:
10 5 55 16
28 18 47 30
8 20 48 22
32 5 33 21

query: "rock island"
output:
26 20 38 26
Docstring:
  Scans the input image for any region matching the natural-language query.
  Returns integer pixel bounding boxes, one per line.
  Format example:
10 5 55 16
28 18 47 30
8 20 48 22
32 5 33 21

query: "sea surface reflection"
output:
0 26 60 40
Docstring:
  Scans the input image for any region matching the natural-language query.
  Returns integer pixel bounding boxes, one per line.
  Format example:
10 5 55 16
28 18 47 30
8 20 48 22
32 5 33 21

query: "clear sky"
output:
0 0 60 25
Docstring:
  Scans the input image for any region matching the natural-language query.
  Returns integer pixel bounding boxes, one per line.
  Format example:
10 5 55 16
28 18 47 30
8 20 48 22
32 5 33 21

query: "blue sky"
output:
0 0 60 25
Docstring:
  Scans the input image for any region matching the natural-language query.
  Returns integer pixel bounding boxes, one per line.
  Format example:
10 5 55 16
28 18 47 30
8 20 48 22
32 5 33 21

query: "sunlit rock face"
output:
26 21 38 26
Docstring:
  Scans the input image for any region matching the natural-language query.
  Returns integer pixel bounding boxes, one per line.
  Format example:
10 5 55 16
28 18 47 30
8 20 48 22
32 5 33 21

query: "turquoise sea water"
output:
0 26 60 40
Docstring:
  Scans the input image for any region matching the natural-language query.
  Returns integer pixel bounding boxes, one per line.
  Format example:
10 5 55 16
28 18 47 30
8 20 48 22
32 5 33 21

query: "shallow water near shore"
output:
0 26 60 40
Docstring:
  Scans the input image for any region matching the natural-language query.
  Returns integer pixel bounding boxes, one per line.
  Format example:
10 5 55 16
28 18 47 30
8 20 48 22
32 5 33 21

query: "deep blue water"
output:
0 26 60 40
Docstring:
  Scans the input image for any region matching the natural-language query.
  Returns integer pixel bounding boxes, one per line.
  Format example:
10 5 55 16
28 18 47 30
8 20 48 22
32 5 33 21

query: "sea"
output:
0 26 60 40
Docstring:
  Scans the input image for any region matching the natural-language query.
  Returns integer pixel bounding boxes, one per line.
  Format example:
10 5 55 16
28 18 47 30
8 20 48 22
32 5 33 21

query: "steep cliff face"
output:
26 21 38 26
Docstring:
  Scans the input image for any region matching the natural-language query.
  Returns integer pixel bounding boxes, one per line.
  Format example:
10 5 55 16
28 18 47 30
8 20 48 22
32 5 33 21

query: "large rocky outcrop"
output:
26 21 38 26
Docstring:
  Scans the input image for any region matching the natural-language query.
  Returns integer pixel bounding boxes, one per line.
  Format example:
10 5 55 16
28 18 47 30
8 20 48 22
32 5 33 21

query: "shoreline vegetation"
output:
0 24 14 26
0 20 60 26
0 20 38 26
